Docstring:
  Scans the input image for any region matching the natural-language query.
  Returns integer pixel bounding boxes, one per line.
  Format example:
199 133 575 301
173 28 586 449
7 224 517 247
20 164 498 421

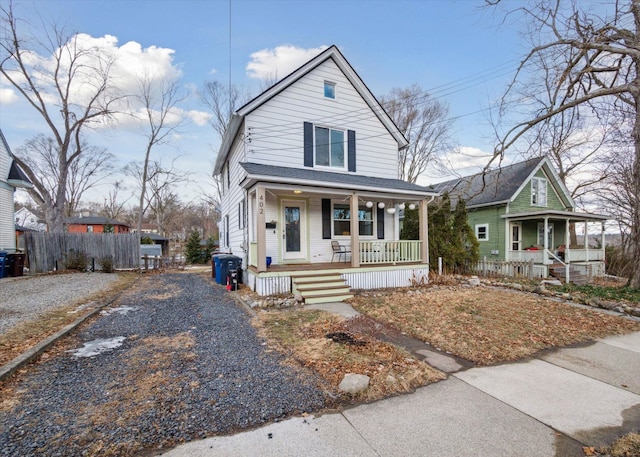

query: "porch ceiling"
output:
239 162 437 199
502 209 609 222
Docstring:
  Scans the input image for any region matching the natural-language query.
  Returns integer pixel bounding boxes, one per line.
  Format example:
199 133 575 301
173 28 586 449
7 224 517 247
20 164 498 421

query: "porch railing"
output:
566 249 604 262
359 240 422 264
507 250 544 263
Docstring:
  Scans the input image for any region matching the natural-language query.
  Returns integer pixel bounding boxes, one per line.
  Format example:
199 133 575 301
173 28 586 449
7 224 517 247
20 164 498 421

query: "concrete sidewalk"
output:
158 332 640 457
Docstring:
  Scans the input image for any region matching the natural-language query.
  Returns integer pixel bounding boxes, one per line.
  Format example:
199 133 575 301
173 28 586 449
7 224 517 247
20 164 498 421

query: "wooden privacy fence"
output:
24 232 140 273
465 258 536 280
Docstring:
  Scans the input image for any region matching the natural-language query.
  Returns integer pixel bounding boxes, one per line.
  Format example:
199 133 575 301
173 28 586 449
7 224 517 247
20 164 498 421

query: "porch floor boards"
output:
248 261 424 273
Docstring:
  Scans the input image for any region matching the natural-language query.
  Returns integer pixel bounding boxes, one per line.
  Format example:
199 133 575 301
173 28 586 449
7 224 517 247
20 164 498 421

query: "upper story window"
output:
87 225 94 233
324 81 336 99
315 126 344 169
531 177 547 206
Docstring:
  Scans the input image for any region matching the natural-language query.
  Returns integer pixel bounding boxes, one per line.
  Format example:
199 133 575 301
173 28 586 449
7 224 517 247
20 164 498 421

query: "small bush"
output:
100 256 114 273
64 250 88 271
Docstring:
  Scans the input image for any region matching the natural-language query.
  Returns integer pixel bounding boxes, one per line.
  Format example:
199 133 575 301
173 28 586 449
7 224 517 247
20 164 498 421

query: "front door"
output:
510 222 522 251
282 200 307 261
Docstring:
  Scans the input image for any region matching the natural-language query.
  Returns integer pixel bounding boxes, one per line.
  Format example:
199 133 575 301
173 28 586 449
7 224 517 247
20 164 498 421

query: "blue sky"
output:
1 0 527 203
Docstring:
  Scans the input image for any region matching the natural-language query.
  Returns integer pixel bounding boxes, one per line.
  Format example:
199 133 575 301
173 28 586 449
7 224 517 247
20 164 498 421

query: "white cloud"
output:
246 45 328 80
0 88 18 104
187 110 212 126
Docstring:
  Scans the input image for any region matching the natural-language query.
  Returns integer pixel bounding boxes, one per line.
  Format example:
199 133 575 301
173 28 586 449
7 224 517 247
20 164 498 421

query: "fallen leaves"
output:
350 286 640 366
253 310 445 402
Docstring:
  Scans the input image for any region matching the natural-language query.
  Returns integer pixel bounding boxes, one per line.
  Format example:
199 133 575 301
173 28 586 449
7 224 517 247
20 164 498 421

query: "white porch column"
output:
565 219 570 262
585 221 589 261
543 217 549 264
256 185 267 272
350 193 360 268
419 199 429 265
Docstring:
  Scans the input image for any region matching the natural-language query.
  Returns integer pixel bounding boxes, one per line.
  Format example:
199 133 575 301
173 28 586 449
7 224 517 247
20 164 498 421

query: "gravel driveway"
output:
0 272 328 457
0 273 121 336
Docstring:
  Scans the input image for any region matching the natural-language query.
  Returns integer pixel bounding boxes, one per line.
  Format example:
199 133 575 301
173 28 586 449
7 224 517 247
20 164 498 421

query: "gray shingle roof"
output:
239 162 436 195
432 157 545 207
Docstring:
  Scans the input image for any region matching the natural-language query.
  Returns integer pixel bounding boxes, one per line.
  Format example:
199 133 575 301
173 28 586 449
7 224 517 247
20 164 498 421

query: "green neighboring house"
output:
432 156 608 279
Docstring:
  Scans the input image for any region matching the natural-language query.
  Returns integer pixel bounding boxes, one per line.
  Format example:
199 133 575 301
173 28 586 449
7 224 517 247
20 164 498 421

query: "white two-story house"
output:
1 130 32 253
214 46 436 302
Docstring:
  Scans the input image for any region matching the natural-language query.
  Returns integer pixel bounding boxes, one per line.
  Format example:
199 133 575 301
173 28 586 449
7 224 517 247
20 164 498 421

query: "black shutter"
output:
377 207 385 239
304 122 313 167
322 199 332 239
347 130 356 172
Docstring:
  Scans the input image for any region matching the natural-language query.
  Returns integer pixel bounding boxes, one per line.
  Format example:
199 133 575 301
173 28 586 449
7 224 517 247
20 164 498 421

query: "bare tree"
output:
15 134 114 217
101 180 131 220
489 0 640 287
0 3 121 231
379 84 454 183
198 81 250 215
134 74 187 237
198 81 250 138
127 158 187 236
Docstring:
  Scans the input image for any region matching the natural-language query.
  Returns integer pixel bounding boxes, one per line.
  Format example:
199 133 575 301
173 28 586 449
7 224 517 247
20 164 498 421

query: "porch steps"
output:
549 264 589 285
291 273 354 305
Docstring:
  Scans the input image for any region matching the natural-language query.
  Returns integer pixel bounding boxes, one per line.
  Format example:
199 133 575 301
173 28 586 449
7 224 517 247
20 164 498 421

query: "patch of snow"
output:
100 306 138 316
67 337 126 358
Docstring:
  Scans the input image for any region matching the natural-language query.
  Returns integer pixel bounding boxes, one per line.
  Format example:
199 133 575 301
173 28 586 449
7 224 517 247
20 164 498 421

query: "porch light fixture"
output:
387 207 396 214
365 201 374 208
408 203 416 210
398 203 405 210
377 202 385 209
293 190 303 194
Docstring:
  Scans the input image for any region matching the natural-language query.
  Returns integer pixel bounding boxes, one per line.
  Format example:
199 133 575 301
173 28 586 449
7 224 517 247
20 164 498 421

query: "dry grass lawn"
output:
253 310 445 402
350 286 640 365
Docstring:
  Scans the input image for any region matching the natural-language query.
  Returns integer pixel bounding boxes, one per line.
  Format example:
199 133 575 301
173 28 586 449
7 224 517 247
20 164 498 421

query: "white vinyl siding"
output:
218 135 248 259
0 136 16 251
245 59 399 179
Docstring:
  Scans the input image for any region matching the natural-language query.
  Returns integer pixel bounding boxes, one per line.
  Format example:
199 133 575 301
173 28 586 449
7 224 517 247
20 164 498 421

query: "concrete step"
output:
298 287 352 298
304 293 355 305
296 281 347 290
293 275 343 285
291 274 354 304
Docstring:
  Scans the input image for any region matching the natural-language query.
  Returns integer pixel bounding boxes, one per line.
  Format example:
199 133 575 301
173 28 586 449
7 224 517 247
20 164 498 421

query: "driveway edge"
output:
0 285 130 383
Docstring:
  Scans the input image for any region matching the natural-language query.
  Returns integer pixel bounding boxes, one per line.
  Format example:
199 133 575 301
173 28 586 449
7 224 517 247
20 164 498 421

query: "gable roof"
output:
432 156 573 209
0 129 32 189
214 45 408 175
239 162 436 197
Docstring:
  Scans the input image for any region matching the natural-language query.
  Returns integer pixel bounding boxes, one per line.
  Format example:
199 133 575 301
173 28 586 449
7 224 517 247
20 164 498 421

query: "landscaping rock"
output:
533 285 546 294
467 276 481 287
339 373 370 394
541 279 563 287
586 297 602 308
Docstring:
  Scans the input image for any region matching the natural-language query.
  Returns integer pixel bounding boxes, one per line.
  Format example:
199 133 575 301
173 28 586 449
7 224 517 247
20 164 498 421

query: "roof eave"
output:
7 179 33 189
240 174 437 198
213 115 243 176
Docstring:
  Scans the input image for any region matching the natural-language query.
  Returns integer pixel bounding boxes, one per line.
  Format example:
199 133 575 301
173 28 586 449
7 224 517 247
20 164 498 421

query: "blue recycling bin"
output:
0 252 7 278
213 254 226 284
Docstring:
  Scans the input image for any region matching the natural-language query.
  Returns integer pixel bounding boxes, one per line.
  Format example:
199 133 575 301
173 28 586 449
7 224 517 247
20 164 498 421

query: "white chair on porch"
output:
331 240 351 263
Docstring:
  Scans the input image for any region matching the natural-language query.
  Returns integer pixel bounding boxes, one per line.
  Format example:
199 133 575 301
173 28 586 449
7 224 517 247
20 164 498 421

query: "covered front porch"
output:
503 209 609 280
239 162 436 298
